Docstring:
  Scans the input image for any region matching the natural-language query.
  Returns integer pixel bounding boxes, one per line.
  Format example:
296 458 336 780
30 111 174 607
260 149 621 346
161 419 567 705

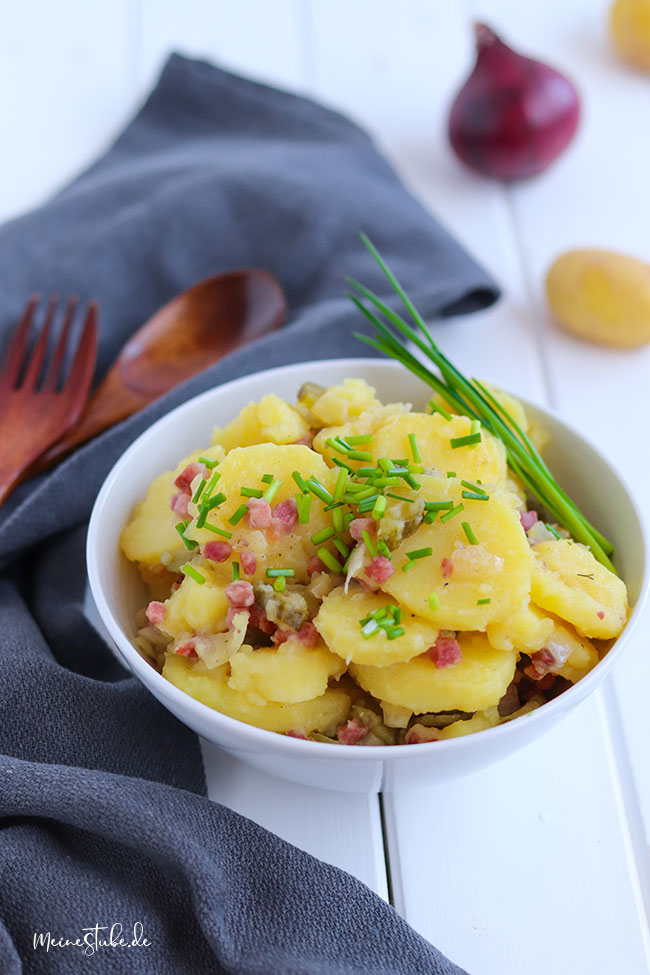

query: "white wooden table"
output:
6 2 650 971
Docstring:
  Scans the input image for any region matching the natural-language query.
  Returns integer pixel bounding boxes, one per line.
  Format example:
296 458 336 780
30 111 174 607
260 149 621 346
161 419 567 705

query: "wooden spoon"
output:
36 268 286 469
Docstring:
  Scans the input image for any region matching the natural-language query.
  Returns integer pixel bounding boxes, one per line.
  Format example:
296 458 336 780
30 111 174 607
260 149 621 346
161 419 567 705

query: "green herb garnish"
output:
317 547 342 573
407 547 432 560
229 504 248 526
232 562 240 581
462 522 478 545
266 568 295 578
182 563 205 584
440 502 465 523
175 522 198 551
198 456 219 469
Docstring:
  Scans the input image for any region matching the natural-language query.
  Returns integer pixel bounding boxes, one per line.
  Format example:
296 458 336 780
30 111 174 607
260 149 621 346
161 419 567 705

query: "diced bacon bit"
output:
297 622 319 647
523 667 555 689
293 432 315 447
364 555 394 585
336 718 368 745
350 518 377 542
287 729 308 739
249 601 276 634
240 550 258 575
175 642 199 659
145 601 166 626
441 557 453 579
272 628 291 646
520 510 539 531
170 492 191 518
174 462 208 493
307 555 327 576
203 540 232 563
428 635 462 668
405 731 422 745
225 580 255 608
528 647 556 677
271 498 298 536
171 580 182 593
597 610 605 620
247 497 272 529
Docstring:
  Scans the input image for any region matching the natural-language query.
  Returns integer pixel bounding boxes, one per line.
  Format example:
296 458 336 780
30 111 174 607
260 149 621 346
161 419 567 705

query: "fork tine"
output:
2 296 39 385
42 296 78 391
63 301 97 402
22 296 59 389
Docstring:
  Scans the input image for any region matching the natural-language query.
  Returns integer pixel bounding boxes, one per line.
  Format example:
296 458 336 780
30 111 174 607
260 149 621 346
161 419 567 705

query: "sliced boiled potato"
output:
164 655 350 735
383 477 532 630
314 587 438 666
228 638 345 704
545 617 600 684
158 571 228 640
312 404 410 466
350 632 517 714
487 602 554 653
372 412 508 486
531 539 628 639
120 445 225 568
211 394 309 451
309 378 381 427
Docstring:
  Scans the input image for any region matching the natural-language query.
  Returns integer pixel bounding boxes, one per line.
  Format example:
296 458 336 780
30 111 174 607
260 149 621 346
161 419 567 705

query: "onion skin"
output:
448 23 580 181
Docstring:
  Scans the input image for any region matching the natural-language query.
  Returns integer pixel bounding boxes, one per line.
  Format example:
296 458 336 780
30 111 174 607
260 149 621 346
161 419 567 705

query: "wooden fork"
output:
0 296 97 507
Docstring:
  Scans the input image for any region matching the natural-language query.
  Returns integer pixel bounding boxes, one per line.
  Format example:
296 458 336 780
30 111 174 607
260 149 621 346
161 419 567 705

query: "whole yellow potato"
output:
546 249 650 348
610 0 650 72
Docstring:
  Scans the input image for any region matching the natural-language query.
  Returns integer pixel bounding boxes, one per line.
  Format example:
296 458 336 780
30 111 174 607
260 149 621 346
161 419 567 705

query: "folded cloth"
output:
0 54 497 974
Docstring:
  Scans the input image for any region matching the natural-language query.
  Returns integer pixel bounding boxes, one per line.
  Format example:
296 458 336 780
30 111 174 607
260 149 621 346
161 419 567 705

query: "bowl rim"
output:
87 357 650 760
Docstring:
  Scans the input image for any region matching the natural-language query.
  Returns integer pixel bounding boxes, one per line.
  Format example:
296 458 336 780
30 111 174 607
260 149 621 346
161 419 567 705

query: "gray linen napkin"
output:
0 54 497 973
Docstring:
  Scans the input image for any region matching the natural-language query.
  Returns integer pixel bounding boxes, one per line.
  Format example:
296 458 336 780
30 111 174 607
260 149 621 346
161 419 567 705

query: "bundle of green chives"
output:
348 233 616 573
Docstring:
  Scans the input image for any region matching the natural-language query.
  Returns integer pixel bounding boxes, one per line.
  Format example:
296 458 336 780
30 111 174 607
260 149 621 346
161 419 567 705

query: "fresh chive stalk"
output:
182 563 205 585
349 233 616 572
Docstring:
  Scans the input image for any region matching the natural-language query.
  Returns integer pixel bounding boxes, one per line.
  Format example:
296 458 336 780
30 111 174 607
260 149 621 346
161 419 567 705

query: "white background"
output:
5 2 650 972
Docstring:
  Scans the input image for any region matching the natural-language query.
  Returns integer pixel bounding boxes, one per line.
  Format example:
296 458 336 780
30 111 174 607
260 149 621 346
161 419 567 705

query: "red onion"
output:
448 23 580 181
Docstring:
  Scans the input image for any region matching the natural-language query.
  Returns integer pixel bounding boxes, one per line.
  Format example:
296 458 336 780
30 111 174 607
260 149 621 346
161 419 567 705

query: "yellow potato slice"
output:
120 445 224 567
372 413 507 485
545 617 600 684
309 378 381 427
164 655 350 735
228 638 345 704
487 602 554 653
531 539 628 639
314 588 438 666
350 632 516 714
211 394 309 451
312 404 410 466
383 477 532 630
158 571 228 640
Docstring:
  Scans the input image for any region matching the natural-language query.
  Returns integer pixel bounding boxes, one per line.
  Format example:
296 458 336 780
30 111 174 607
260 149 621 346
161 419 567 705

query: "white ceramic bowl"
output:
87 359 649 793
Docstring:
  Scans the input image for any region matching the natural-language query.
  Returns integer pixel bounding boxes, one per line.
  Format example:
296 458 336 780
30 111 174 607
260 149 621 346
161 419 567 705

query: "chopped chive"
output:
261 473 274 484
334 467 348 501
462 522 478 545
317 547 342 573
471 420 481 435
356 466 381 477
362 530 378 557
232 562 240 581
462 491 490 501
429 401 452 421
377 540 392 559
545 523 562 540
274 576 286 593
423 512 437 524
346 482 372 494
192 478 207 504
296 493 311 525
402 560 417 572
326 437 350 456
332 456 355 473
203 470 222 498
196 507 209 530
408 433 421 464
175 522 198 551
292 471 310 494
361 619 379 639
204 492 226 511
348 450 373 462
307 477 334 505
388 467 409 476
333 536 350 558
379 457 393 471
241 487 264 498
404 474 420 490
312 526 336 545
202 524 232 538
344 512 355 527
407 547 433 561
346 434 373 444
350 486 376 502
324 501 344 512
386 492 414 503
477 597 491 605
263 479 282 503
424 501 454 511
408 464 424 474
450 433 482 448
332 507 345 533
266 568 295 578
446 471 456 478
428 592 440 611
229 504 248 525
392 458 409 466
371 476 401 487
372 496 387 519
461 479 488 495
182 563 205 584
357 497 381 513
198 455 219 469
440 502 465 523
386 626 405 640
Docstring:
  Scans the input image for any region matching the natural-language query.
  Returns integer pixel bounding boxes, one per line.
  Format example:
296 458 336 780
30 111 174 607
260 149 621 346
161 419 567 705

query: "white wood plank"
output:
201 741 388 896
0 0 135 223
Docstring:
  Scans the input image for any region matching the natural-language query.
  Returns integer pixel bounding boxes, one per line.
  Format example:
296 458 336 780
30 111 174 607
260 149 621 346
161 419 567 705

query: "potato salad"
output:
120 378 629 746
